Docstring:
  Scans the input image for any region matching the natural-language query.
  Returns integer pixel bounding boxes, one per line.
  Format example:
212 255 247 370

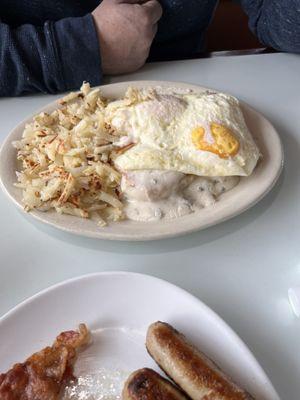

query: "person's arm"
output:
0 14 102 97
240 0 300 52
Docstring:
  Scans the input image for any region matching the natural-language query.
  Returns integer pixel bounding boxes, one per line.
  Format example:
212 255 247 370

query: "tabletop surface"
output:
0 52 299 399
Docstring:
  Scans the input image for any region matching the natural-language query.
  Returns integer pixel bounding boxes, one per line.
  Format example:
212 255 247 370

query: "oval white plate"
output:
0 81 283 241
0 272 279 399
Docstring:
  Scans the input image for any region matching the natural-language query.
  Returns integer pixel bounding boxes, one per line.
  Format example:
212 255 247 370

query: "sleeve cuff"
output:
52 14 102 92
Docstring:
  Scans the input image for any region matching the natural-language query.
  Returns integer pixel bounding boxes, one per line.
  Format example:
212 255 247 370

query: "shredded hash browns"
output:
0 324 89 400
13 82 126 226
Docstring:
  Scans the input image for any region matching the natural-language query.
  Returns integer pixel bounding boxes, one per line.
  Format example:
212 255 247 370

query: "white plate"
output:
0 81 283 241
0 272 279 399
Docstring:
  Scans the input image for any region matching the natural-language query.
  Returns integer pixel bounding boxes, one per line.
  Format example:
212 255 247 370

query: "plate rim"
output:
0 80 284 241
0 271 280 400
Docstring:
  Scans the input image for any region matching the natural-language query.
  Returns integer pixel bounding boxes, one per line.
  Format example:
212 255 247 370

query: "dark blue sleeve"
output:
0 14 102 97
239 0 300 52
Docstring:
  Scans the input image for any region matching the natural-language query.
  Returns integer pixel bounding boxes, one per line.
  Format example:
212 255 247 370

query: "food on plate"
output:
13 84 260 225
106 88 259 176
122 368 189 400
13 82 124 226
121 170 239 221
146 321 254 400
0 320 256 399
0 324 89 400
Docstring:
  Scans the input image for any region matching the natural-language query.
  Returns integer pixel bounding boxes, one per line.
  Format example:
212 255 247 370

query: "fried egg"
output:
106 88 260 176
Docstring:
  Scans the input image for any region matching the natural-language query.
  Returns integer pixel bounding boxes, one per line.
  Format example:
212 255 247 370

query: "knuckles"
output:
139 11 153 28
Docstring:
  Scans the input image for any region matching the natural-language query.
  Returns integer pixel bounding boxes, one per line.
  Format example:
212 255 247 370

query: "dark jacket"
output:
0 0 299 96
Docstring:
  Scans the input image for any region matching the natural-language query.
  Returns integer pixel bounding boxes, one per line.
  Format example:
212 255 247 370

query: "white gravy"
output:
121 170 239 222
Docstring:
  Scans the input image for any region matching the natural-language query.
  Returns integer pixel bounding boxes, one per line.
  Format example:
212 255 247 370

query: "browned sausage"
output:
146 322 254 400
122 368 190 400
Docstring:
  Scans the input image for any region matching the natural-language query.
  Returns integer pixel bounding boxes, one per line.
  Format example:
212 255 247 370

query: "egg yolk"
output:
191 123 240 159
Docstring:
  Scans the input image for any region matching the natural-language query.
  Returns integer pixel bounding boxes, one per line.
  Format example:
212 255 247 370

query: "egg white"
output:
106 88 260 176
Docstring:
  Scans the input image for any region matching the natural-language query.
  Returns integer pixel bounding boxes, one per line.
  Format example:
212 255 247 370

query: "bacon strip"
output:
0 324 89 400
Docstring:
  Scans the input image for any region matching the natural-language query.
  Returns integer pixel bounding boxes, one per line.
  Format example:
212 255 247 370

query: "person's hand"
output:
92 0 163 75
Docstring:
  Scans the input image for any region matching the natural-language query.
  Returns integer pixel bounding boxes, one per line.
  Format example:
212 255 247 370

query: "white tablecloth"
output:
0 53 299 400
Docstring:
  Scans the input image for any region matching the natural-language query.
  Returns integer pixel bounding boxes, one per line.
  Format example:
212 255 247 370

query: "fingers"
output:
142 0 163 24
152 22 158 36
144 22 158 42
117 0 163 24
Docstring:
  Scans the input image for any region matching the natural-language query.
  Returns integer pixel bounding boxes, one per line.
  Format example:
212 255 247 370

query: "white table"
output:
0 53 299 399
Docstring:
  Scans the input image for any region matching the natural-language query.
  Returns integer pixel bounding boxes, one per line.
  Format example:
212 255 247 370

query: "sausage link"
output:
146 322 254 400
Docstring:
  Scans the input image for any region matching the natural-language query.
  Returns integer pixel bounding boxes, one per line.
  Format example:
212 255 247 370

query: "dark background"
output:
207 0 262 51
